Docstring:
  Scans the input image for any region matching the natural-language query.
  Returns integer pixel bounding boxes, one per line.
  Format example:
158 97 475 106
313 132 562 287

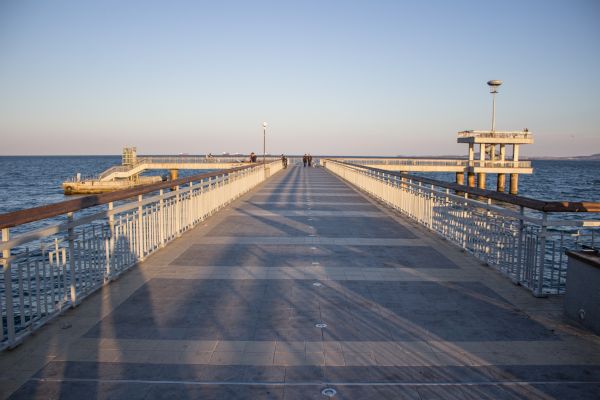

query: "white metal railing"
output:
0 161 283 350
94 156 281 181
468 160 531 168
137 156 277 164
98 164 136 180
458 130 533 139
324 160 599 297
332 158 531 169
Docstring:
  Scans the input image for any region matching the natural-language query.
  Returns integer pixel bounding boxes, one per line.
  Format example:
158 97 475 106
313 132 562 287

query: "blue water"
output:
411 160 600 203
0 156 598 216
0 156 216 215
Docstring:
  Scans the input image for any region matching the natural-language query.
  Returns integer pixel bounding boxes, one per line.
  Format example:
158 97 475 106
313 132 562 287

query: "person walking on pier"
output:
308 154 313 167
303 154 308 167
281 154 288 169
250 152 257 163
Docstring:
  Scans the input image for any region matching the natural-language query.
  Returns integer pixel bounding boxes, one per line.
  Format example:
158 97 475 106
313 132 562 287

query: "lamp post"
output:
262 122 267 167
487 80 502 132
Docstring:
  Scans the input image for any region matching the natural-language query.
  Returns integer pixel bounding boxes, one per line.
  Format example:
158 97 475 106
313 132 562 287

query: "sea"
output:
0 156 598 215
0 156 598 236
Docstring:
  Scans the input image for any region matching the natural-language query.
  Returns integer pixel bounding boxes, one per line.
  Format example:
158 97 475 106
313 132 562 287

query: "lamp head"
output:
487 80 503 93
262 122 268 128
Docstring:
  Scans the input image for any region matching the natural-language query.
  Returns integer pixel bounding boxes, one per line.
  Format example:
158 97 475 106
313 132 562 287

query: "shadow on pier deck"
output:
2 166 600 399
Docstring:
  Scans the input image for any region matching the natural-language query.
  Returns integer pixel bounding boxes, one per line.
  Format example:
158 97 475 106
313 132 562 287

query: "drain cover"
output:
312 262 320 265
321 388 337 397
315 323 328 328
312 282 323 287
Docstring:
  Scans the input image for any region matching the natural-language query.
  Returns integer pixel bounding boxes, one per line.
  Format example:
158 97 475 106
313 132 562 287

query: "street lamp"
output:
487 80 502 132
262 122 267 166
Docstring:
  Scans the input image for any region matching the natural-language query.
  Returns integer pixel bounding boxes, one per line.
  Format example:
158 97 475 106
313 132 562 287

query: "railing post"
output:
516 205 525 284
137 194 144 260
2 228 16 347
535 212 548 297
189 182 194 229
106 203 115 279
485 198 492 264
67 212 78 306
175 185 181 236
159 189 165 247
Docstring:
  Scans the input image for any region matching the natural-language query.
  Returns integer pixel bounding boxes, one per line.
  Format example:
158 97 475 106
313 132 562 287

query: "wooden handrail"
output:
0 163 269 230
328 160 600 213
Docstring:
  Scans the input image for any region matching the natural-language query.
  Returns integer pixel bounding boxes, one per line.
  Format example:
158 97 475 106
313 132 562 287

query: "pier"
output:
331 129 534 194
70 127 534 196
1 161 600 399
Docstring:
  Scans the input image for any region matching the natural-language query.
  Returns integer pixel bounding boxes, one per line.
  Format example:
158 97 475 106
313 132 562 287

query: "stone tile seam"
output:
26 377 600 387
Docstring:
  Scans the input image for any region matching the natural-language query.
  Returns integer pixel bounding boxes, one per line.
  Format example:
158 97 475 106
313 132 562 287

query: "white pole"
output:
491 91 497 132
262 122 267 169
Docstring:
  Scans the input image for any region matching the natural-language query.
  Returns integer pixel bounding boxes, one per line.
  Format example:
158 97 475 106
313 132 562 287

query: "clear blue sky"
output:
1 0 598 156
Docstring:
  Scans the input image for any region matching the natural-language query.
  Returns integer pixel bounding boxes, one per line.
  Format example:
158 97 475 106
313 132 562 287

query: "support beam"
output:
477 173 486 189
467 172 475 187
169 169 179 181
513 144 520 162
455 172 465 186
497 173 506 192
510 173 519 195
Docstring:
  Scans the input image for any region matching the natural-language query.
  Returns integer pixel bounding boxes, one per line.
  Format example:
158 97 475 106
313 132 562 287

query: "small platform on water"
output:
62 175 162 195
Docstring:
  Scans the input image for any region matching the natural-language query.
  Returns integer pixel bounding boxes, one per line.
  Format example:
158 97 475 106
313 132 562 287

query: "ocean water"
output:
410 160 600 203
0 156 598 216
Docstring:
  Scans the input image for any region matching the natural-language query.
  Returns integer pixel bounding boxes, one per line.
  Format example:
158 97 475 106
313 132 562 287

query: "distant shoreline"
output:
1 154 599 161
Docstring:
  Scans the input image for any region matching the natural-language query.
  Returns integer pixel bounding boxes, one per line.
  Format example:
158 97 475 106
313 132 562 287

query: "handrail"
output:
329 158 532 168
0 159 285 350
325 160 600 213
457 130 533 139
323 158 599 296
0 163 268 229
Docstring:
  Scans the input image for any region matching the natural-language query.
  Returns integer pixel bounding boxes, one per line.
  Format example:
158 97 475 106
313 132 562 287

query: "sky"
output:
0 0 599 157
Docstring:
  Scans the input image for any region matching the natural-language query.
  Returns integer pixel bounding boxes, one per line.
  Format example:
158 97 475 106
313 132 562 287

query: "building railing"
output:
468 160 531 168
137 156 279 164
323 159 599 297
458 130 533 139
98 164 136 180
332 158 531 169
94 156 280 181
0 161 283 350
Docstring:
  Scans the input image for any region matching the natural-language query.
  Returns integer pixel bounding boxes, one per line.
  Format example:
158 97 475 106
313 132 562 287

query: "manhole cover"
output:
60 322 72 330
321 388 337 397
315 323 328 328
312 282 323 287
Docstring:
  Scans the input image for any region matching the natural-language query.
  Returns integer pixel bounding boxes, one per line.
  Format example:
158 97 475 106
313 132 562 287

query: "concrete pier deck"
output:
2 166 600 399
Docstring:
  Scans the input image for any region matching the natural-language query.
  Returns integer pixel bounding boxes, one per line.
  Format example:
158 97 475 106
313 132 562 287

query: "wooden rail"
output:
0 164 259 230
329 160 600 213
